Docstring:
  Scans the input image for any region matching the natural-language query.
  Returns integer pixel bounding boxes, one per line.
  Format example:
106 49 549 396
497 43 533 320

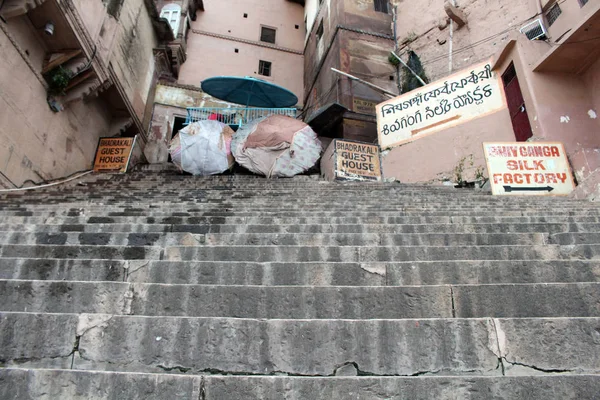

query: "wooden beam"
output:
444 1 467 28
64 69 94 92
42 49 82 74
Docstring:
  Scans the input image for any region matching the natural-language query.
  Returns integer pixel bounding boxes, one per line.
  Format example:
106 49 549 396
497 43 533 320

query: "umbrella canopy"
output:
201 76 298 108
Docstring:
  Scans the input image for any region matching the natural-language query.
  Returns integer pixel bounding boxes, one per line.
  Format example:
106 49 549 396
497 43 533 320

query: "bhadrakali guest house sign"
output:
93 137 136 173
376 61 505 149
334 139 382 181
483 142 575 196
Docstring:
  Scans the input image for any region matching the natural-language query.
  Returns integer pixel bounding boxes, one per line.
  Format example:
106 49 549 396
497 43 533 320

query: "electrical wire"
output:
0 170 93 192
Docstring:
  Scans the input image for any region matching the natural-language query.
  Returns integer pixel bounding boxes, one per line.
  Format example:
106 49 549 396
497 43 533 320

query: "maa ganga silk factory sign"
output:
376 61 506 149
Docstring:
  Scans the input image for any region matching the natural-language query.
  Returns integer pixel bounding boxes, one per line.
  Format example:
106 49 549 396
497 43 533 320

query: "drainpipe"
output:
536 0 543 16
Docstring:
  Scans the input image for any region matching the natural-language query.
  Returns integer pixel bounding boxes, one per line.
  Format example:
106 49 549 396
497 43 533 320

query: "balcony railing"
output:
186 107 297 127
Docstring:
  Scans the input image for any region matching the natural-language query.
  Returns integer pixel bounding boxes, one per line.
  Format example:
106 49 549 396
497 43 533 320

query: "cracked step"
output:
1 280 599 318
2 313 599 377
1 369 600 400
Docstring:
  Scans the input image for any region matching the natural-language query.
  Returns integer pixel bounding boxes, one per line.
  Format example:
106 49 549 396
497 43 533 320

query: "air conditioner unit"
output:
520 19 547 41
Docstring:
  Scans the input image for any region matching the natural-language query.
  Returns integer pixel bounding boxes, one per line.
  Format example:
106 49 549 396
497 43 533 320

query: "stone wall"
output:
0 25 111 188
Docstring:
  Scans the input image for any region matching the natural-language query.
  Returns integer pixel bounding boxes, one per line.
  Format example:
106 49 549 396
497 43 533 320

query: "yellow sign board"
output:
483 142 575 196
335 139 382 181
353 97 377 115
93 137 136 173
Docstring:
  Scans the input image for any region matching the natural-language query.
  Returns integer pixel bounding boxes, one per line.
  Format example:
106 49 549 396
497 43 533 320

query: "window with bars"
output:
545 3 562 27
259 60 272 77
160 4 182 35
374 0 389 13
260 27 277 44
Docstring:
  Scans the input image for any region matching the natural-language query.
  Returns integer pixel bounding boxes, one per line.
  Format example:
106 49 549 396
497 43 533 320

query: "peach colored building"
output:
145 0 306 163
0 0 180 188
378 0 600 198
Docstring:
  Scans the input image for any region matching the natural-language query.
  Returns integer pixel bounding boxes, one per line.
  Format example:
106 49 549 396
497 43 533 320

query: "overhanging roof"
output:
533 5 600 74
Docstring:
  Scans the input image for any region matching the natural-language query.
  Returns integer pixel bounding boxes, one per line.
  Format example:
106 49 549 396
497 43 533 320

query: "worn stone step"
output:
164 244 599 263
2 222 600 235
201 233 548 246
5 215 600 226
0 231 552 247
1 259 599 286
2 369 599 400
2 313 598 377
0 245 162 260
1 280 599 318
0 280 451 319
3 206 600 220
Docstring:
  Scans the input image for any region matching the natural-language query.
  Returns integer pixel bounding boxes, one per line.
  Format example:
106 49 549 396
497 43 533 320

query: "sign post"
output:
334 139 382 182
483 142 575 196
93 137 136 173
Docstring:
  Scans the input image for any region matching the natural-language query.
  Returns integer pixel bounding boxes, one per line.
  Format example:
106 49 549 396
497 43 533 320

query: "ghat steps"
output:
0 164 599 399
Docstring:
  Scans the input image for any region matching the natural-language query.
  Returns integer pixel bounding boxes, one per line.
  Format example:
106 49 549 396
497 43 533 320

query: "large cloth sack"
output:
168 120 234 175
231 115 322 178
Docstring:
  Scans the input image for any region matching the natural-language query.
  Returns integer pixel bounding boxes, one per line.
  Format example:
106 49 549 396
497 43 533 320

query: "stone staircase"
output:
0 164 599 399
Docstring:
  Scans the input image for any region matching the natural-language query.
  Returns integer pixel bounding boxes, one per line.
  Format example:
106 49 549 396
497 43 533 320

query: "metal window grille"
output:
186 107 297 127
259 60 272 77
260 27 276 44
520 19 547 40
374 0 389 13
579 0 589 6
545 3 562 27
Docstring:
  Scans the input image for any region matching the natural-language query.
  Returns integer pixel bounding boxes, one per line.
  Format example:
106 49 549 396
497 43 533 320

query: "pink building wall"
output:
178 0 305 106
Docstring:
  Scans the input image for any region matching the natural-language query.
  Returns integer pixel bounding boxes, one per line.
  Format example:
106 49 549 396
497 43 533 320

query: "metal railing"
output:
186 107 297 127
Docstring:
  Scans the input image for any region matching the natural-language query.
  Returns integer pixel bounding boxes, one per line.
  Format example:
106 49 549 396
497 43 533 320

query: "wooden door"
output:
502 63 533 142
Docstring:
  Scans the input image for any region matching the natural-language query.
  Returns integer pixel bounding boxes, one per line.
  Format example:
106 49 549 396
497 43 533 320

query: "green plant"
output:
454 156 466 187
46 66 73 96
388 52 400 67
401 51 429 93
475 166 486 181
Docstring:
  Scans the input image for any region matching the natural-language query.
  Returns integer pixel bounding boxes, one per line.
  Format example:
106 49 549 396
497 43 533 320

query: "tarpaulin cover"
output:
231 115 322 178
169 120 234 175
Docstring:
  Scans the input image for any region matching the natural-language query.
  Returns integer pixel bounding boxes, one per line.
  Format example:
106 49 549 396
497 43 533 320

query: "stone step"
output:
1 313 598 377
1 243 596 262
1 369 599 400
2 208 598 218
0 231 551 247
1 280 599 318
2 259 598 286
2 222 600 235
163 244 599 263
6 215 600 226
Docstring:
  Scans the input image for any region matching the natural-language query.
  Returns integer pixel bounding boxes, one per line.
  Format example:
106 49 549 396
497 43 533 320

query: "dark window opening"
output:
389 75 394 81
243 13 248 18
545 3 562 27
295 24 299 29
259 60 272 77
235 48 239 53
316 20 324 41
260 27 276 44
105 0 124 19
374 0 389 14
578 0 589 6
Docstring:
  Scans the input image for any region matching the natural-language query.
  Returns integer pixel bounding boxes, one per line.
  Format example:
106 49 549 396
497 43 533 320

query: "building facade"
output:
144 0 306 163
379 0 600 192
0 0 178 188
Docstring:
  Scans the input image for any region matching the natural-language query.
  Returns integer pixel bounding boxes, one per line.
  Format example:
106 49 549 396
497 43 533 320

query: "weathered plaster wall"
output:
0 27 111 188
196 0 305 51
382 109 515 183
585 57 600 119
178 35 304 105
108 0 159 120
393 0 536 82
